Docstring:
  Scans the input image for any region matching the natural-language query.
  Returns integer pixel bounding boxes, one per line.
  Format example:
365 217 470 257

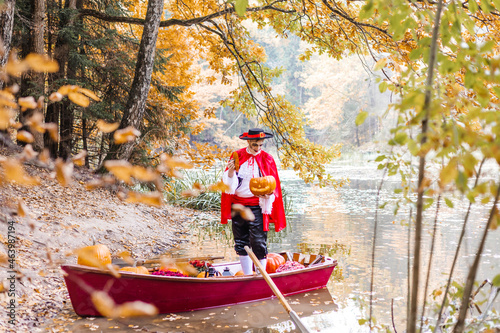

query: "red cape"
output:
220 148 286 232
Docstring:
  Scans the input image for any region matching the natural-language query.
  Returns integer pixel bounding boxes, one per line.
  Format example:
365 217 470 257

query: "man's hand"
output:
227 159 236 178
256 194 271 199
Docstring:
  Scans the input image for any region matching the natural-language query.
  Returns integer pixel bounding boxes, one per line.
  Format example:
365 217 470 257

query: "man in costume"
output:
221 128 286 275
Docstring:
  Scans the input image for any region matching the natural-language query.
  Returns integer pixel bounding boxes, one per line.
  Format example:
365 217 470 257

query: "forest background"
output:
1 0 500 332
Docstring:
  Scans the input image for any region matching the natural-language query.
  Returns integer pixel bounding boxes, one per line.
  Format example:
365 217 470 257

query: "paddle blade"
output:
290 310 312 333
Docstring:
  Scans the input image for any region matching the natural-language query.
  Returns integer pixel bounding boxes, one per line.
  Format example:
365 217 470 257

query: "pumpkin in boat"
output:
235 270 255 276
249 176 276 196
119 266 150 275
232 151 240 172
266 253 286 273
197 271 207 278
77 244 111 268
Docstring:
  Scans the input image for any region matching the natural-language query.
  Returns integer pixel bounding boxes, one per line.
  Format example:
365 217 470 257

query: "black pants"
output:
232 205 268 260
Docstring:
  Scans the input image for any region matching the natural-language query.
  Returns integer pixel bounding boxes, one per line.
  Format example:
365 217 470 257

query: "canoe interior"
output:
145 251 328 275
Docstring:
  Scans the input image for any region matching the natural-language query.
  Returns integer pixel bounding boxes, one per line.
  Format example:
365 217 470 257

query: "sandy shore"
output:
0 150 213 332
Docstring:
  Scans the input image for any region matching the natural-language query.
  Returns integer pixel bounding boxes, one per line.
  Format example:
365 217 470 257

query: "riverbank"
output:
0 147 215 332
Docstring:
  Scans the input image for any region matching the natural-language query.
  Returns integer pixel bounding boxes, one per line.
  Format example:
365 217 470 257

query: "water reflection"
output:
168 164 500 331
62 288 340 332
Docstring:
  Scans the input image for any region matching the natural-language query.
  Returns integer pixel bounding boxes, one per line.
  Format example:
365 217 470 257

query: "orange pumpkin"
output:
119 266 150 275
232 152 240 171
249 176 276 196
197 271 207 278
266 253 285 273
235 270 254 276
77 244 111 268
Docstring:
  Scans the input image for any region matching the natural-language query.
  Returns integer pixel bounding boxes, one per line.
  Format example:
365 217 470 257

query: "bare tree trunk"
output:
32 0 46 150
58 0 78 160
408 1 443 333
103 0 164 164
454 185 500 332
0 0 16 69
82 116 89 167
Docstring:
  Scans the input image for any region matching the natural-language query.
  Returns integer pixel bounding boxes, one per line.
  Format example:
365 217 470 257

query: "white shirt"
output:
223 148 275 214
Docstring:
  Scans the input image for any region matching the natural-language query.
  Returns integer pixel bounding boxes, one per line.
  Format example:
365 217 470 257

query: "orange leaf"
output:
208 181 230 192
48 92 63 102
72 150 87 166
38 149 50 164
181 189 200 198
54 158 73 186
18 96 38 111
57 85 78 95
1 158 40 185
22 144 38 160
5 53 29 77
125 191 163 207
16 130 34 143
131 166 158 182
91 291 116 317
113 126 141 144
24 53 59 73
26 112 45 133
0 108 15 130
44 123 59 141
68 92 90 107
116 301 158 317
231 203 255 221
17 199 28 217
0 90 18 108
78 87 100 101
104 160 133 184
96 119 120 133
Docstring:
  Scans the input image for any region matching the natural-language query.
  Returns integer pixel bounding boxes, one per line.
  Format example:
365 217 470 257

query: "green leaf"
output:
358 318 368 326
379 81 388 93
375 155 386 162
468 0 478 13
492 274 500 287
373 58 387 71
409 47 423 61
445 197 454 208
234 0 248 17
355 111 369 126
394 132 408 145
394 188 402 194
440 158 458 186
359 0 374 20
493 0 500 11
480 40 495 53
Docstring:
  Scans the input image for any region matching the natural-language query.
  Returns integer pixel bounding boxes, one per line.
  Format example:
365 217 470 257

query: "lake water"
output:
62 161 500 332
172 160 500 332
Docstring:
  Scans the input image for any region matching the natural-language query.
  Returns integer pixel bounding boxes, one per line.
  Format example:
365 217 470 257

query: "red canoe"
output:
61 252 337 316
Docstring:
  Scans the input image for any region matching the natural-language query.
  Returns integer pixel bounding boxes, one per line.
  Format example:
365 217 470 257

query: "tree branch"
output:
78 2 295 28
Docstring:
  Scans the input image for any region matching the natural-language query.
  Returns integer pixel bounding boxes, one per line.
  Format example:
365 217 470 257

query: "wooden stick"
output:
132 255 224 266
244 246 311 333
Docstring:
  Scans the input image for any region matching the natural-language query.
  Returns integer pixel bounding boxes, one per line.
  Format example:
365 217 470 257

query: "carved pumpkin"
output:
119 266 150 275
232 151 240 171
77 244 112 268
249 176 276 196
266 253 285 273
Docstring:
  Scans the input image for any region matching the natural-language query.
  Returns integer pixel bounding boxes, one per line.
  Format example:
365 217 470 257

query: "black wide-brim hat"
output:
239 128 273 140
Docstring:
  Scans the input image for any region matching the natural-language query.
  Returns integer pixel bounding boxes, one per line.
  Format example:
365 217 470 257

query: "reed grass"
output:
165 168 293 215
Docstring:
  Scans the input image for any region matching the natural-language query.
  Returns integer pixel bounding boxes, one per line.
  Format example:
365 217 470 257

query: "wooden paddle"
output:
244 246 311 333
112 255 224 268
139 255 224 265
